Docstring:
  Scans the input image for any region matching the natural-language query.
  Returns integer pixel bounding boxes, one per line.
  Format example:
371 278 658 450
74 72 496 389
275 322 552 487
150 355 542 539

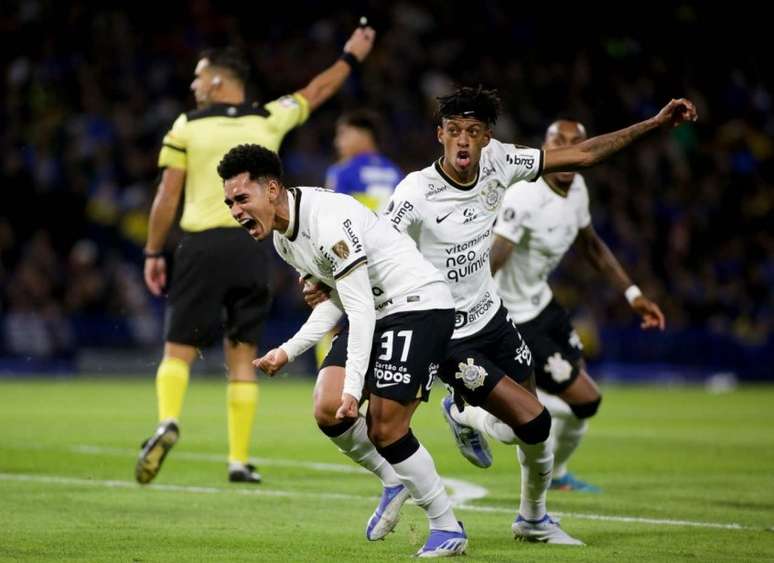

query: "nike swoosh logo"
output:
539 471 552 477
436 210 454 223
375 381 401 389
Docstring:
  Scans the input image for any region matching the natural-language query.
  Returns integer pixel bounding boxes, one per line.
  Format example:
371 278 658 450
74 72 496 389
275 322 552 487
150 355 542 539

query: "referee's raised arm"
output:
296 25 376 112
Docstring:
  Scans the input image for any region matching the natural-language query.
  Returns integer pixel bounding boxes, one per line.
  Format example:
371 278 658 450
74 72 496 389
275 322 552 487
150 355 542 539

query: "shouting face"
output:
223 172 282 240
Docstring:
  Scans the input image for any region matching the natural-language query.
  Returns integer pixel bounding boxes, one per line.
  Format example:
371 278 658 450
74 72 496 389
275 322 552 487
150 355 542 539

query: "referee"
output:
135 25 376 485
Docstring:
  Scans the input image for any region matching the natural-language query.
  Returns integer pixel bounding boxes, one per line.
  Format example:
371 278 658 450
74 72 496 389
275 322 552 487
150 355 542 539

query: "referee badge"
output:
332 240 350 259
455 358 487 390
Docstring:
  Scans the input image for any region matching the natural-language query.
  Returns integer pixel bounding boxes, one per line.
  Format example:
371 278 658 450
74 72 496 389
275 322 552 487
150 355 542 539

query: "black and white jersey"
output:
494 174 591 323
384 138 543 338
273 187 454 318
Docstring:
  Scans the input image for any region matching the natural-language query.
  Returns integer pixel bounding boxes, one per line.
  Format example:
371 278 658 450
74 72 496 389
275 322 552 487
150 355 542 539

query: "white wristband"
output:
625 285 642 305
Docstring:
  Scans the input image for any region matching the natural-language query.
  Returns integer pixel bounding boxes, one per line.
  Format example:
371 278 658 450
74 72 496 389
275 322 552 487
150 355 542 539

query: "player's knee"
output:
367 420 393 448
513 407 551 444
313 400 339 427
375 429 420 464
569 396 602 420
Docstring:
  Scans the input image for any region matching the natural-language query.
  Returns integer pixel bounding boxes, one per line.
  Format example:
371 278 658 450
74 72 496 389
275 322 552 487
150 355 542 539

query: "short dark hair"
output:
337 109 383 145
217 144 283 183
200 46 250 84
436 85 502 126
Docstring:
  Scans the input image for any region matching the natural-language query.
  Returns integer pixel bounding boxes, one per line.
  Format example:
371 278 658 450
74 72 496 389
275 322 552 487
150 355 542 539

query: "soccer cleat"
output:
135 420 179 484
365 483 411 540
550 473 601 493
228 462 262 483
512 514 584 545
440 395 492 468
415 522 468 558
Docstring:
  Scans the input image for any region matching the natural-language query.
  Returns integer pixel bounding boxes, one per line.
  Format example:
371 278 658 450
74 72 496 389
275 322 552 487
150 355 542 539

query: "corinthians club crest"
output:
455 358 487 390
479 181 504 211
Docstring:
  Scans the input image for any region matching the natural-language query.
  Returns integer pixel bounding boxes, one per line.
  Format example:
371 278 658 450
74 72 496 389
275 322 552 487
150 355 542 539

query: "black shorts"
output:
320 308 455 403
441 306 534 406
165 228 272 347
516 299 583 394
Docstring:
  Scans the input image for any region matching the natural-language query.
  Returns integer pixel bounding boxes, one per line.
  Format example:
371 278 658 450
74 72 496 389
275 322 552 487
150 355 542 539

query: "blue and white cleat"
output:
415 522 468 558
365 484 411 540
550 472 601 493
441 395 492 468
512 514 584 545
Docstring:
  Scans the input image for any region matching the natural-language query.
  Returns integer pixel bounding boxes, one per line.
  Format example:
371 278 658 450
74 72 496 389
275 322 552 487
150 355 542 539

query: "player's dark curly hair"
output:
217 144 284 183
200 46 250 84
436 85 502 126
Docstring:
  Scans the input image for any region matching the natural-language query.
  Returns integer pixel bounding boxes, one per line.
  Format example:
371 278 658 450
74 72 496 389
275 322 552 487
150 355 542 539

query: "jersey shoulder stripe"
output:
185 102 271 122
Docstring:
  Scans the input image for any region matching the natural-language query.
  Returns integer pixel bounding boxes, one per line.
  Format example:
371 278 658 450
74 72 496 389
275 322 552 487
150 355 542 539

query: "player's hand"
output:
632 295 666 331
343 26 375 62
300 276 331 308
253 348 289 376
144 256 167 296
654 98 698 128
335 393 359 420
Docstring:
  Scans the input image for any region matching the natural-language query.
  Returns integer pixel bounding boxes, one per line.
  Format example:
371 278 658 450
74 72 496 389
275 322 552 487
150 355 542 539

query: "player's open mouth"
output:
240 218 259 237
455 150 471 168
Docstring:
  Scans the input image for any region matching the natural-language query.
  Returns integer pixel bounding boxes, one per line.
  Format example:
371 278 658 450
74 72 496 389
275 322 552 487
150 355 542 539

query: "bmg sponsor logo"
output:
342 219 363 253
388 200 414 229
505 153 535 168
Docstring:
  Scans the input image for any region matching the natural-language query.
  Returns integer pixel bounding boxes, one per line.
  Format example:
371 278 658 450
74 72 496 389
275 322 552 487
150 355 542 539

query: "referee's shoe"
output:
228 462 262 483
135 420 179 484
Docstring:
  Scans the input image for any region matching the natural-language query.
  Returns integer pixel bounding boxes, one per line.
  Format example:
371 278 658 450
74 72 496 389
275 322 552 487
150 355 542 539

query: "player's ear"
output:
265 179 276 199
436 125 444 145
481 126 492 148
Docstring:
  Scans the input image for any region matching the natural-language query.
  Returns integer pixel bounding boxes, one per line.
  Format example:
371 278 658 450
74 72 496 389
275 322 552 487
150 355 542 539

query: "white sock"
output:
452 404 551 520
391 444 460 532
451 404 519 444
328 415 400 487
517 441 552 520
538 391 588 479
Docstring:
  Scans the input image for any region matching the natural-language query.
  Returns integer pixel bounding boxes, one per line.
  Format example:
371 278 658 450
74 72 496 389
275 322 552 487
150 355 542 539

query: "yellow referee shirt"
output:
158 94 310 232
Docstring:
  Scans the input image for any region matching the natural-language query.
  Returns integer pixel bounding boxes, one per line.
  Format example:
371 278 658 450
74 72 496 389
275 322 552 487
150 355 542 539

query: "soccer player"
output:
490 119 665 492
135 25 376 485
381 85 696 543
325 109 402 212
218 144 468 558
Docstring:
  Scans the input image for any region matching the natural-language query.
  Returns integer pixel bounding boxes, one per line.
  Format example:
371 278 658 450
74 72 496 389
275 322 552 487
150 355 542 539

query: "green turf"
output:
1 377 773 561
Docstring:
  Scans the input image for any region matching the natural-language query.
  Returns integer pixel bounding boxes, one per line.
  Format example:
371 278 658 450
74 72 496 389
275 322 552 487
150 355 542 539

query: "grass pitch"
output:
1 377 773 561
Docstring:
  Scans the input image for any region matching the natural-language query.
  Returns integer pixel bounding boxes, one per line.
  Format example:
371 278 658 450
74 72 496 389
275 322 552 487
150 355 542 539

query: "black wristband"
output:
339 52 361 71
144 250 163 258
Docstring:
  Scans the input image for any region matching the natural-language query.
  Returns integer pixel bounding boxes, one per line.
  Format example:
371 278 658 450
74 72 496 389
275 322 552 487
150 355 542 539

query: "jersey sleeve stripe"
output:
528 149 544 182
333 256 368 280
163 142 186 153
291 93 311 125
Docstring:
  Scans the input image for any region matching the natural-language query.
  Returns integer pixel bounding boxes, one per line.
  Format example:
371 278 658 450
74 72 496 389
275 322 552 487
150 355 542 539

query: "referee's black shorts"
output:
165 227 272 348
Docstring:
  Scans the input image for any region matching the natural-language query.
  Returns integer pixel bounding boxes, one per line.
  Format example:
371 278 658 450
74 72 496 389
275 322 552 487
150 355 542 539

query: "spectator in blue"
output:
325 110 402 212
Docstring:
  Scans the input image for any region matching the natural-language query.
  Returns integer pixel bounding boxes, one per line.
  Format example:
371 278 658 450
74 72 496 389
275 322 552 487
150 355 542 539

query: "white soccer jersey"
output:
493 174 591 323
273 187 453 319
385 138 543 338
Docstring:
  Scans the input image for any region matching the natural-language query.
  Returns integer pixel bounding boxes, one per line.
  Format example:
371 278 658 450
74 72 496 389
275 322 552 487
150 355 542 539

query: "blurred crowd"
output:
0 2 771 373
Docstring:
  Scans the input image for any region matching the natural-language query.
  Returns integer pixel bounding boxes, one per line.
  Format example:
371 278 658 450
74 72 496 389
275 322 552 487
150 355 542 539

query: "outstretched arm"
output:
576 225 665 330
542 98 698 174
296 26 376 112
254 298 344 376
